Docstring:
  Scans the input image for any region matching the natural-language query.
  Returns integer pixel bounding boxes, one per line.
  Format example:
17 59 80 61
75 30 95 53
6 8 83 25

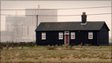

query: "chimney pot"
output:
81 12 87 24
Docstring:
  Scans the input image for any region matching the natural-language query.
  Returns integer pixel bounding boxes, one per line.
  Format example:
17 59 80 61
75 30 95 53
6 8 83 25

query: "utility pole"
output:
36 4 40 27
36 15 38 27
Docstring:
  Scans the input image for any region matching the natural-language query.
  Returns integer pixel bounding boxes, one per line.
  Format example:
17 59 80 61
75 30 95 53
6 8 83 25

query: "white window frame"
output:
41 32 46 40
88 32 93 39
59 32 63 40
71 32 75 39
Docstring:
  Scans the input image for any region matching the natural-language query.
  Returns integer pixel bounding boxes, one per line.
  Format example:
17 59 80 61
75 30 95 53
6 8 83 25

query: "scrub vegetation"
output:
0 42 112 63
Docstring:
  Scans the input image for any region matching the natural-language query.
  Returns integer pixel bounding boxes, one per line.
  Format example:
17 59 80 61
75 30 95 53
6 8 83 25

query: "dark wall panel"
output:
36 28 108 46
97 25 109 45
36 31 64 45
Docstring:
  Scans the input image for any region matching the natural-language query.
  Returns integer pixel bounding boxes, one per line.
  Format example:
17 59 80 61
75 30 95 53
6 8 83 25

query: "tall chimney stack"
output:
81 12 87 24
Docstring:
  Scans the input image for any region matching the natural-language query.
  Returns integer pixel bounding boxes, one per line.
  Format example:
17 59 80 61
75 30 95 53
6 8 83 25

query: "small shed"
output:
35 12 109 46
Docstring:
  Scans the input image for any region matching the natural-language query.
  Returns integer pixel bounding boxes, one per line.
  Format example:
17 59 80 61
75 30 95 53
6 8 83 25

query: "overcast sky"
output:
1 1 111 39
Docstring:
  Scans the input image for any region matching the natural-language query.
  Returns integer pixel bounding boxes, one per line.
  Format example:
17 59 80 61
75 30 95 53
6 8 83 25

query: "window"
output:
59 32 63 40
71 32 75 39
41 32 46 40
88 32 93 39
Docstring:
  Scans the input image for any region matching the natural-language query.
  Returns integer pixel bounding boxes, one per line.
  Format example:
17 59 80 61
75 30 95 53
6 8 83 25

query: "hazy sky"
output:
1 1 111 38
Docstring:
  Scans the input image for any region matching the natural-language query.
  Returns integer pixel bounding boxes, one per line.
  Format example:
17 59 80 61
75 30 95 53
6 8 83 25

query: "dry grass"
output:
0 46 112 63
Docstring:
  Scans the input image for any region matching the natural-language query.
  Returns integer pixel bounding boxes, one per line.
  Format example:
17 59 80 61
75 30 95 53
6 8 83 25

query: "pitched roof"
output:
36 21 109 31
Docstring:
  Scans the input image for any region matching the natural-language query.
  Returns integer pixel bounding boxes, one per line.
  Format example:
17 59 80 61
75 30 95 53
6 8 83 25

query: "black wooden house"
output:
35 12 109 46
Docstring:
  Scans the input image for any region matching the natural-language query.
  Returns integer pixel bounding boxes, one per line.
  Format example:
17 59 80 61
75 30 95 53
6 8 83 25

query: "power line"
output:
1 13 111 16
1 6 111 11
1 0 111 1
57 6 111 10
88 13 112 16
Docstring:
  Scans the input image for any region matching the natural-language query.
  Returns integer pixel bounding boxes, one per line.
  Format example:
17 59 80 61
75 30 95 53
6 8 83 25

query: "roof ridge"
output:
40 21 105 24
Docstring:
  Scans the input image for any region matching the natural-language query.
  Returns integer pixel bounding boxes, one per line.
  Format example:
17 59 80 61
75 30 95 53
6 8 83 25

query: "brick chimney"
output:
81 12 87 25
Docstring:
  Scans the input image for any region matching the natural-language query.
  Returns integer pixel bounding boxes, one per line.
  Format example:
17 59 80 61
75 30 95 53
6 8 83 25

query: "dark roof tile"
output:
36 21 108 31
